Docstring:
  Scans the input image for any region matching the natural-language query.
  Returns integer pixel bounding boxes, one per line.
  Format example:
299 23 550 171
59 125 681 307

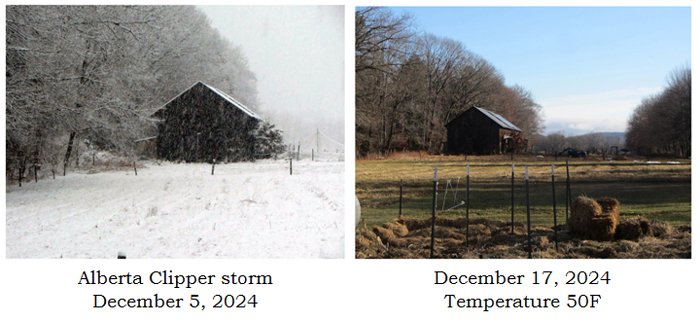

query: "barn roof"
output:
201 82 261 119
475 107 521 132
156 81 261 120
448 106 521 132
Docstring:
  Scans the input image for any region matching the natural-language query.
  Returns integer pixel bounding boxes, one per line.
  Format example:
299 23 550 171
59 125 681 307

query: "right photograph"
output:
355 7 691 259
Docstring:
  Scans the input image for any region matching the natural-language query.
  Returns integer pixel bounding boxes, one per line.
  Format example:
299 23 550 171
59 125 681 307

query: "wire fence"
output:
386 161 690 258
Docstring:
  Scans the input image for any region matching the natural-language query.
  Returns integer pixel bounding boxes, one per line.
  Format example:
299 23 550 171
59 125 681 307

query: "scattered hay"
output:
401 218 432 231
576 245 617 258
650 220 672 238
372 225 409 247
373 226 396 242
355 227 384 259
614 240 640 253
357 214 689 259
531 235 550 250
383 222 409 237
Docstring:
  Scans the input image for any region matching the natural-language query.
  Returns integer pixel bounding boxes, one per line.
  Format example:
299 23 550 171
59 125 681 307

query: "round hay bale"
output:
597 197 620 228
615 218 644 240
569 196 602 237
597 197 620 216
589 215 617 241
615 216 654 240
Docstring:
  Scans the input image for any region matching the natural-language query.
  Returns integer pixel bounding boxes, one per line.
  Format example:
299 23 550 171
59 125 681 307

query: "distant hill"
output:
592 132 625 140
533 131 626 154
567 132 626 150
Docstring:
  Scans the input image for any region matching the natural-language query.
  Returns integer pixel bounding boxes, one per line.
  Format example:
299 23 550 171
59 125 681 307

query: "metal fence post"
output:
551 164 558 252
465 162 470 247
511 163 515 234
399 179 403 217
525 165 532 259
430 166 438 258
566 160 571 221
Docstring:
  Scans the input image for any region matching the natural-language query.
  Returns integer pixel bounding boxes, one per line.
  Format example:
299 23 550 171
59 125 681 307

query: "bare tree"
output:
354 7 544 157
626 66 690 157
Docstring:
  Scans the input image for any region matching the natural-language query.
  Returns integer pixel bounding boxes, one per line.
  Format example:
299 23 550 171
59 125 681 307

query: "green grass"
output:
357 158 691 228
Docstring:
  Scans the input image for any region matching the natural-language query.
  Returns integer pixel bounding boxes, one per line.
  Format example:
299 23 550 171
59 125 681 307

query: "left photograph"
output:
6 6 345 258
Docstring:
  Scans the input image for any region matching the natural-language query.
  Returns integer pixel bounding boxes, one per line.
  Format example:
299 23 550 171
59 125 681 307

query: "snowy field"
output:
6 160 344 258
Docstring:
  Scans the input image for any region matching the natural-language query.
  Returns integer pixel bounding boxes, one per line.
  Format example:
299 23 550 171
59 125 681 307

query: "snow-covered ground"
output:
6 160 344 258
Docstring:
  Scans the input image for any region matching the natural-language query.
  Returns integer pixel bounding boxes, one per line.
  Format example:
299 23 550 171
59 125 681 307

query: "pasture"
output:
355 154 691 258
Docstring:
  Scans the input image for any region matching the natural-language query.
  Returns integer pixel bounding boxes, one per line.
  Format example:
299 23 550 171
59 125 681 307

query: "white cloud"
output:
539 87 662 135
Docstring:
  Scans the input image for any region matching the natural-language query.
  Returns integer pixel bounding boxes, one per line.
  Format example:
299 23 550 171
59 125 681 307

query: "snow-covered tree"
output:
6 6 260 178
255 121 286 159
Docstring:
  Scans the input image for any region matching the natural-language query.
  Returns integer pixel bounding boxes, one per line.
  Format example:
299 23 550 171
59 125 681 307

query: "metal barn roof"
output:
156 81 261 120
201 82 261 120
474 107 521 132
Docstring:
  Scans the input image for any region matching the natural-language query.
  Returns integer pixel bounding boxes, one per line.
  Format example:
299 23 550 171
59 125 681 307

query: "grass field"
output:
356 155 691 229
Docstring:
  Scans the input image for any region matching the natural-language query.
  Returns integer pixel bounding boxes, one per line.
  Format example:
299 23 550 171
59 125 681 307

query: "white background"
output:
2 0 699 321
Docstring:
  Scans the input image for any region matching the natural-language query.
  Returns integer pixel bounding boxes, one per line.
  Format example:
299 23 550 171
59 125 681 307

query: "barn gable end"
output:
152 82 262 162
445 106 522 155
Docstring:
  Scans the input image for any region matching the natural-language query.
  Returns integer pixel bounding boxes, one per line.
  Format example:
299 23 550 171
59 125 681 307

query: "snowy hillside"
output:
6 160 344 258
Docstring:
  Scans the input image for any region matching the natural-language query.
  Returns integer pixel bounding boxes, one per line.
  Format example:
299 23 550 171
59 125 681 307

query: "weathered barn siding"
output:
445 107 521 155
153 82 261 162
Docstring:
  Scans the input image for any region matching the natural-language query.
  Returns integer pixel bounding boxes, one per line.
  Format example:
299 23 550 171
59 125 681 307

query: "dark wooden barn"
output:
444 106 523 155
152 81 261 162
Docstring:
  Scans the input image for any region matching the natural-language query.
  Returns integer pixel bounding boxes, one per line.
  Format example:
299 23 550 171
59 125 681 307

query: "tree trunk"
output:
63 131 76 176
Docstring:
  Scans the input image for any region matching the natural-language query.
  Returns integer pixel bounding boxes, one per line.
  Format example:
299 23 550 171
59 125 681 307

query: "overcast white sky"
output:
198 6 344 149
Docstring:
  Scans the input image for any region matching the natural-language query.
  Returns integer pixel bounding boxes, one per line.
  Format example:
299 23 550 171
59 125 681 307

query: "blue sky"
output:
391 7 690 135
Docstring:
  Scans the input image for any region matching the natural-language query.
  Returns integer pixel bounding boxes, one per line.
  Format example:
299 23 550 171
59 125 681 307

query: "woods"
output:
626 67 691 157
355 7 542 156
6 6 260 178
